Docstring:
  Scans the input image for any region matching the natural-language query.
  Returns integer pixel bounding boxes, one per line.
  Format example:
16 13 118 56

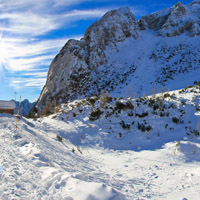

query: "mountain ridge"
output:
14 99 35 116
34 1 200 114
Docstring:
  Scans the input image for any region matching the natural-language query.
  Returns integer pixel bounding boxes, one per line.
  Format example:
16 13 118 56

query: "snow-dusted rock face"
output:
36 7 139 110
36 2 200 112
139 1 200 37
84 7 139 69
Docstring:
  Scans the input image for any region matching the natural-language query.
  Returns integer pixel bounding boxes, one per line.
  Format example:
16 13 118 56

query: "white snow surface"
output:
1 86 200 199
105 31 200 98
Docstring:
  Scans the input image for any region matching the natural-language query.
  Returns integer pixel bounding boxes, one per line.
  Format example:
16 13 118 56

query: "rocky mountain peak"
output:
84 7 139 44
34 3 200 114
190 0 200 5
139 1 200 37
83 7 139 69
35 7 140 111
172 2 188 18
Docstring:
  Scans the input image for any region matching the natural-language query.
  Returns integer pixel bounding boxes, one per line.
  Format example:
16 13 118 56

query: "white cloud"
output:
52 0 117 7
6 55 53 71
0 9 106 36
61 9 107 20
23 72 47 77
10 77 46 89
53 0 86 7
0 13 59 36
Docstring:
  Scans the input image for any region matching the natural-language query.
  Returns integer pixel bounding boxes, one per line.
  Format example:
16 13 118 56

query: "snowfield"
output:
1 85 200 200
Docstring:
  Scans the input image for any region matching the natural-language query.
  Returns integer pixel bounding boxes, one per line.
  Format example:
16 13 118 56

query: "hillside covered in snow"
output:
34 1 200 113
1 83 200 199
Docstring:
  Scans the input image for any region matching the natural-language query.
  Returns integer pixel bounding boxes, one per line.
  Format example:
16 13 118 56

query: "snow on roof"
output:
0 100 16 110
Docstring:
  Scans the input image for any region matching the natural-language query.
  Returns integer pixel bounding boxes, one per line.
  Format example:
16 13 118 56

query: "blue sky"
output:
0 0 192 102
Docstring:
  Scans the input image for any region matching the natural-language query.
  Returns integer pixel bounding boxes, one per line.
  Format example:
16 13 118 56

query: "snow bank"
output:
64 179 126 200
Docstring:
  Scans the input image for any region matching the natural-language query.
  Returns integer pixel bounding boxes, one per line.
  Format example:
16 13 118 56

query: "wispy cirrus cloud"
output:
9 77 47 89
52 0 116 7
1 37 80 70
0 9 106 36
0 13 58 36
22 72 48 77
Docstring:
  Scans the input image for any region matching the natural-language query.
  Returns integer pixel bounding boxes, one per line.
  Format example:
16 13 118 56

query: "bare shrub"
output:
100 90 112 108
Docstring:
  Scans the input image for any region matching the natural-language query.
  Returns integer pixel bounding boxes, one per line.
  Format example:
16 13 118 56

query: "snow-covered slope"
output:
0 114 125 200
35 1 200 113
1 83 200 199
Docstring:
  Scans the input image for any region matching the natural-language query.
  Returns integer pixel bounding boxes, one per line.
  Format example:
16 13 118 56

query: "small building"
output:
0 100 16 114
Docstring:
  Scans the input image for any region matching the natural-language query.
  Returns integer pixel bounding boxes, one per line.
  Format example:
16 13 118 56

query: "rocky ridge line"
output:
34 1 200 114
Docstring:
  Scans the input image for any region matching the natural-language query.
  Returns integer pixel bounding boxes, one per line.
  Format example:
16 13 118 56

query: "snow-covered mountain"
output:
14 99 35 116
35 1 200 113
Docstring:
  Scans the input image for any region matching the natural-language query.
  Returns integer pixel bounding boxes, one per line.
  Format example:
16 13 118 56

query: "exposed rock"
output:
36 7 139 111
190 0 200 5
34 2 200 114
174 2 187 15
83 7 139 69
190 23 200 36
139 1 200 37
138 8 170 31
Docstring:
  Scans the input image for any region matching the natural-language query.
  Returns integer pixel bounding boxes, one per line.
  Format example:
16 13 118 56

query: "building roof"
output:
0 100 16 110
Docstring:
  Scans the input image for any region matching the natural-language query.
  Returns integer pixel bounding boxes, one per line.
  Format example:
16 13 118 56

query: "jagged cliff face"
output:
139 1 200 37
36 1 200 111
37 7 139 109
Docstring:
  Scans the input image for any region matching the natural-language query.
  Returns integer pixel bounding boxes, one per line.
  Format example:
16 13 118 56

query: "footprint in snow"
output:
13 134 22 140
55 180 66 189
